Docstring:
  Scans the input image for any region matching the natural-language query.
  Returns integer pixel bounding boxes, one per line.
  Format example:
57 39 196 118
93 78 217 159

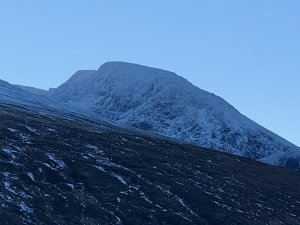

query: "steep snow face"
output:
51 62 299 168
53 70 97 99
51 70 97 110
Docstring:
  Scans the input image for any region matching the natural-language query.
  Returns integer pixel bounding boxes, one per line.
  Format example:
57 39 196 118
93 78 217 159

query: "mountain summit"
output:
49 62 300 169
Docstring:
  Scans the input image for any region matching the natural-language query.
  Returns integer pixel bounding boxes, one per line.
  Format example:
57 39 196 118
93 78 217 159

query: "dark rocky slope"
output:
0 103 299 225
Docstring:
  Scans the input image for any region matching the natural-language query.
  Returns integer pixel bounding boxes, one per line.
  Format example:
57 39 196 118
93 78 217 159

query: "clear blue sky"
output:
0 1 299 146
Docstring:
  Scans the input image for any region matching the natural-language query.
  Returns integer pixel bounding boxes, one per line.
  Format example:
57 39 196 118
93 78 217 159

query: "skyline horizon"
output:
1 60 299 147
0 1 299 146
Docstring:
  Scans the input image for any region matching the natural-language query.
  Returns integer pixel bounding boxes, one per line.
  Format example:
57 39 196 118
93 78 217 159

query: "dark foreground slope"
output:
0 103 299 225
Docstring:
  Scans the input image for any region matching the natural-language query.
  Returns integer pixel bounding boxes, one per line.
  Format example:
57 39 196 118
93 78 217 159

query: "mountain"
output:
51 62 300 170
1 102 300 225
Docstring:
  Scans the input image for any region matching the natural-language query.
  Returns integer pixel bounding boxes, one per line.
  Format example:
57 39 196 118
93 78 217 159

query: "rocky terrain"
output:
0 102 300 225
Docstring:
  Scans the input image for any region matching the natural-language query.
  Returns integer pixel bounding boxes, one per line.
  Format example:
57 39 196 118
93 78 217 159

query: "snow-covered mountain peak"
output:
50 62 300 169
91 62 247 128
99 61 184 80
95 61 196 97
1 62 299 170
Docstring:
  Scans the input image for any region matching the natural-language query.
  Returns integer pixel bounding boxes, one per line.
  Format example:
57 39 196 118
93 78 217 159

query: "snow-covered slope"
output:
52 70 97 109
0 79 56 108
15 85 50 96
0 79 75 116
51 62 300 169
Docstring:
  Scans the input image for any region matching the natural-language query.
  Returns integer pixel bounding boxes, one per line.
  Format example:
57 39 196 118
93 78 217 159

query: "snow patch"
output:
19 202 33 213
85 144 98 150
7 128 17 132
25 125 37 133
112 173 127 186
27 172 35 182
46 154 66 169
